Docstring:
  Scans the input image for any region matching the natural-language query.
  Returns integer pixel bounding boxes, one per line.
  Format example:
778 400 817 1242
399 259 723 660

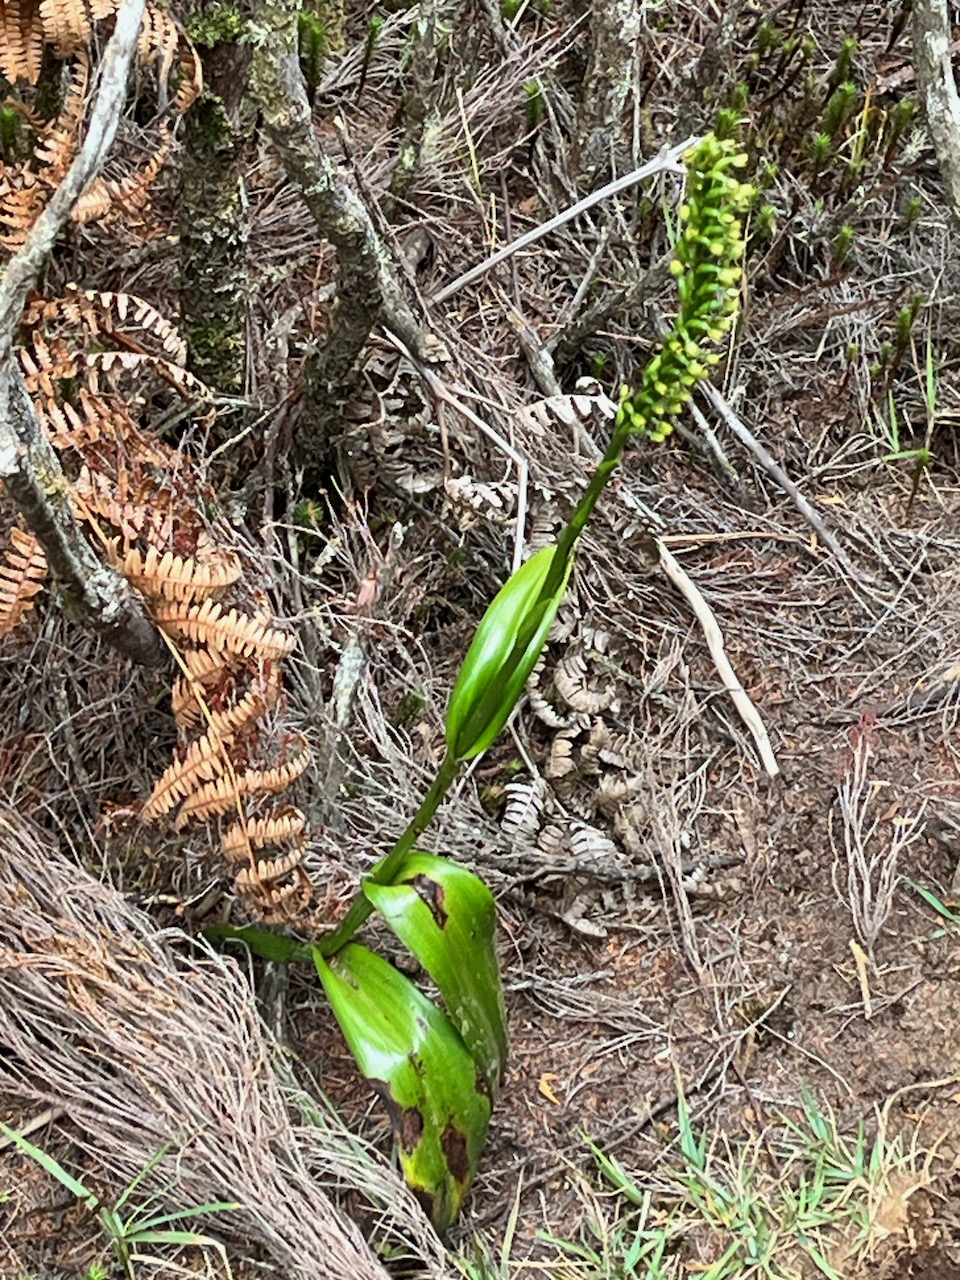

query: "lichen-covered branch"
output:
0 367 163 665
912 0 960 225
572 0 642 180
248 0 436 471
0 0 163 667
388 0 442 201
180 6 256 391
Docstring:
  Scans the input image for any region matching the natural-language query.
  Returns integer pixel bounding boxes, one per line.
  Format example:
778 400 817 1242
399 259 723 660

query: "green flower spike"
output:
618 136 755 444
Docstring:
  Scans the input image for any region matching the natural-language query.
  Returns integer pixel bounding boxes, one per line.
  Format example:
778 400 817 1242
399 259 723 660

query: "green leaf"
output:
446 543 571 760
364 853 507 1095
313 943 491 1232
202 923 311 964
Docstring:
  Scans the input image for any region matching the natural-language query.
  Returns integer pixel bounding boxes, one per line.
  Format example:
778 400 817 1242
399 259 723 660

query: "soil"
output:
3 0 960 1277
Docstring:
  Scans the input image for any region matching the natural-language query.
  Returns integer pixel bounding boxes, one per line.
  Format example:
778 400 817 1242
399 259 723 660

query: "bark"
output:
180 7 256 392
388 0 442 202
0 369 164 665
248 0 437 477
572 0 642 182
912 0 960 226
0 0 163 667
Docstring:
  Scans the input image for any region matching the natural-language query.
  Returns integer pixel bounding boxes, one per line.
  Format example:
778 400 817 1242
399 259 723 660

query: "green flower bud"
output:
446 545 573 760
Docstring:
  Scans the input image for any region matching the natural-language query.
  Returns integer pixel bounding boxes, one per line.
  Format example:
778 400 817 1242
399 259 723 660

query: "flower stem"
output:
318 750 461 956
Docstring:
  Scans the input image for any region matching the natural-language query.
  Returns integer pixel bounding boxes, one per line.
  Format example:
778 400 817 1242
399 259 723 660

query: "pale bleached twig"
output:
657 538 780 778
430 135 698 305
700 382 879 594
913 0 960 227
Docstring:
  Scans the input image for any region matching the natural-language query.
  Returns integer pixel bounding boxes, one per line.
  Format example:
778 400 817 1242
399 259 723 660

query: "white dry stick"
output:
430 135 698 305
657 538 780 778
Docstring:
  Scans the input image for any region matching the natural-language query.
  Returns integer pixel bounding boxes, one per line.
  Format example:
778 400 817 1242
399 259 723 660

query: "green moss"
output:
187 2 247 48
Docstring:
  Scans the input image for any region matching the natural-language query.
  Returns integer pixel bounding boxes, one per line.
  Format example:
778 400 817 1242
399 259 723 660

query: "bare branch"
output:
0 0 163 668
657 538 781 779
249 0 438 380
430 137 697 305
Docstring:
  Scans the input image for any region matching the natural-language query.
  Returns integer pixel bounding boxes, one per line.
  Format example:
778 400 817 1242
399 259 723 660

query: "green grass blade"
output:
0 1120 98 1210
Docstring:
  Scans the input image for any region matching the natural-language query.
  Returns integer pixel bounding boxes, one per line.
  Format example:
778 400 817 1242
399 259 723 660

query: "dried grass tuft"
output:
0 804 446 1280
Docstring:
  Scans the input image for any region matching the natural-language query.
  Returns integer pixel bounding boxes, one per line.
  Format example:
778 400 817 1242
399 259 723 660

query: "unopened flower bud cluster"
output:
618 138 754 442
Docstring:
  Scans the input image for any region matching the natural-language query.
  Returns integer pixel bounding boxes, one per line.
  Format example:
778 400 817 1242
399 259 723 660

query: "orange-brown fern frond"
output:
221 807 307 863
153 599 298 661
108 542 243 604
0 525 47 636
141 727 232 823
0 0 44 84
175 743 311 829
38 0 93 55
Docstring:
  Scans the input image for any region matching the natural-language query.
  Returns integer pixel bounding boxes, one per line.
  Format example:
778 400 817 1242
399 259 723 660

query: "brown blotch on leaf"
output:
412 873 448 929
441 1121 471 1186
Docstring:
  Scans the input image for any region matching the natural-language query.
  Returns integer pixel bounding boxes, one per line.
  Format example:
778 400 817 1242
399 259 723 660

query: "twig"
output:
0 1105 65 1152
0 0 163 668
430 136 698 305
913 0 960 227
700 382 878 593
657 539 781 778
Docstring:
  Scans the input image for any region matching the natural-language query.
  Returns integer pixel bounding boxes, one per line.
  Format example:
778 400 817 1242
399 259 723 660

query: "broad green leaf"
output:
313 942 491 1232
446 543 572 760
364 853 507 1095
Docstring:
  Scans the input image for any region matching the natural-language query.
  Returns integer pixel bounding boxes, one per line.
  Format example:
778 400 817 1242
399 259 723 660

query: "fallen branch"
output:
657 538 780 779
430 137 697 305
0 0 163 667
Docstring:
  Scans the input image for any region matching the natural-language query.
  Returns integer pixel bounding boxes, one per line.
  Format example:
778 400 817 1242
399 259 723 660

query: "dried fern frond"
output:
0 525 46 636
221 808 307 862
141 728 232 823
0 0 44 84
173 667 277 738
154 598 297 661
44 287 190 364
109 542 243 604
205 672 282 740
176 745 311 828
38 0 92 56
235 848 304 888
517 387 618 437
73 136 171 224
500 778 546 843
